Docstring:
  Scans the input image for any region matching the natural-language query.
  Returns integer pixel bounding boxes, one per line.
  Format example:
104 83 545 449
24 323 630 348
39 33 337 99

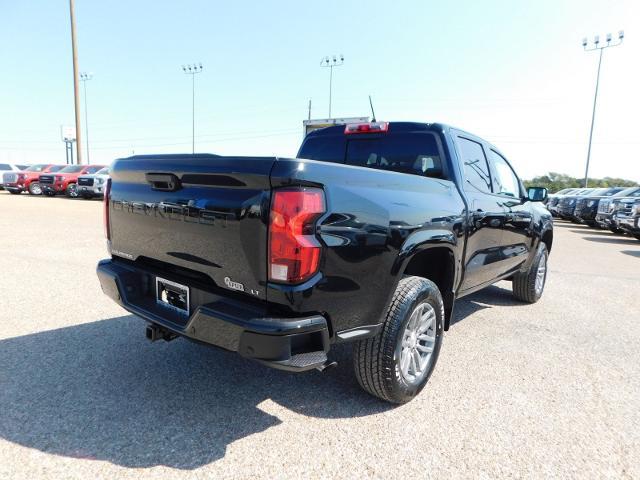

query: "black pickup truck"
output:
97 121 553 404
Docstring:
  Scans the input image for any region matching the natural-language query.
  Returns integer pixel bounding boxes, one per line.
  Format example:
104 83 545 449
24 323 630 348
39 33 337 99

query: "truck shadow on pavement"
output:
0 315 388 470
449 284 525 327
0 285 524 470
582 235 640 245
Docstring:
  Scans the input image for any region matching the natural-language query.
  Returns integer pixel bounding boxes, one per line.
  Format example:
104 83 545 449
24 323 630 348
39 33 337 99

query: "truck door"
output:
486 148 533 274
455 136 507 292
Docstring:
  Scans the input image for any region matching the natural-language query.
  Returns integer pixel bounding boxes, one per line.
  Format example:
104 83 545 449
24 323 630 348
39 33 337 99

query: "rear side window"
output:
345 133 443 177
0 164 11 170
48 165 65 172
457 137 492 194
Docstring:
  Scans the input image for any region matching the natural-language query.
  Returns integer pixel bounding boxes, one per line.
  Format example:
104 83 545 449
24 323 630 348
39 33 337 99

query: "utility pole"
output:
320 55 344 118
80 72 93 163
581 31 624 187
182 63 203 154
69 0 83 164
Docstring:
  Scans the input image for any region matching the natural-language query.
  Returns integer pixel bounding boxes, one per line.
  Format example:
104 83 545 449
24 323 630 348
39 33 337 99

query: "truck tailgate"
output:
108 155 274 302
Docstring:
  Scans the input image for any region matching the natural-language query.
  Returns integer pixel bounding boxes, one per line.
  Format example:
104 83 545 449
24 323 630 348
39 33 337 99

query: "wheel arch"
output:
401 245 458 331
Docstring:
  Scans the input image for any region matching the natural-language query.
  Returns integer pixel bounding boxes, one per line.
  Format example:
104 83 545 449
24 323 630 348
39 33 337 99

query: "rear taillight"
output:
104 178 111 240
344 121 389 134
269 188 325 284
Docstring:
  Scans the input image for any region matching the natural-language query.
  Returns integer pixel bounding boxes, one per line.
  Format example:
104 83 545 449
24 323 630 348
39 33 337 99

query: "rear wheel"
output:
28 182 42 195
8 189 21 195
353 276 444 404
512 243 548 303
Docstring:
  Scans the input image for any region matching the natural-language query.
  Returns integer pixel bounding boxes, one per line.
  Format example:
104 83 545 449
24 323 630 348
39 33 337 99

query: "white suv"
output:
77 167 110 198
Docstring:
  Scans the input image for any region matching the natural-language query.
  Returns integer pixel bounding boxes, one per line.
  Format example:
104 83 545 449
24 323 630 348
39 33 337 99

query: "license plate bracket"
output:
155 277 190 316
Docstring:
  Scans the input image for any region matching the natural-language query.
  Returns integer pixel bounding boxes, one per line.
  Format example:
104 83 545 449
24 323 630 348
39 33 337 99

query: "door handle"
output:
146 173 181 191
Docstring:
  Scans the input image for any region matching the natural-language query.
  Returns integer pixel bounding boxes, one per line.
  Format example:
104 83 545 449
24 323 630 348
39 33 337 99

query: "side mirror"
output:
527 186 548 202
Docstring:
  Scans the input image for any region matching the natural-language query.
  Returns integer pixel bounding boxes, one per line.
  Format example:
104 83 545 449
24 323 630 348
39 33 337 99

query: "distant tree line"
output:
523 172 638 193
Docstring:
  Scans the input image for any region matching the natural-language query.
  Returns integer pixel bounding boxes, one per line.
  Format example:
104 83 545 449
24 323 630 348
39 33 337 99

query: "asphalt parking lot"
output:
1 191 639 479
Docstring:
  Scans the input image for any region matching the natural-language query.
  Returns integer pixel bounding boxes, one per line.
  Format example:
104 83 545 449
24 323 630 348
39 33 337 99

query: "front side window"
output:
457 137 492 194
58 165 84 173
26 164 48 172
489 150 521 197
84 166 103 174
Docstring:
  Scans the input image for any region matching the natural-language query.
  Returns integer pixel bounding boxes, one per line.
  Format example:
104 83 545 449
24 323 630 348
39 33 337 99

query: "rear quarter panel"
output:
269 158 466 335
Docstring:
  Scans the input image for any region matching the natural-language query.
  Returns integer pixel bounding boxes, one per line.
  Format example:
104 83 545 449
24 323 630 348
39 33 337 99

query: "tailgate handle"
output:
146 173 181 191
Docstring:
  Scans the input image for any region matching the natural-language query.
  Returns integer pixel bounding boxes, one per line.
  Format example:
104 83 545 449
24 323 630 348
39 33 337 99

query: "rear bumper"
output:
96 259 331 371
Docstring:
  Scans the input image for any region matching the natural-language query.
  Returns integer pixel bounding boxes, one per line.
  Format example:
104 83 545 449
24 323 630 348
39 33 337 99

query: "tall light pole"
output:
581 31 624 187
69 0 83 164
182 63 203 154
320 55 344 118
80 72 93 163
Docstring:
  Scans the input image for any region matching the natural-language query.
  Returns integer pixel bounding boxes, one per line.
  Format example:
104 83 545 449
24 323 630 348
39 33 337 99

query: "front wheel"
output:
66 184 79 198
353 276 444 404
28 182 42 195
512 243 548 303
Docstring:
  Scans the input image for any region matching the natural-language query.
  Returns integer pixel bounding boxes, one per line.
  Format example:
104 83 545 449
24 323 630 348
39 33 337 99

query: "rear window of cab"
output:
298 132 445 179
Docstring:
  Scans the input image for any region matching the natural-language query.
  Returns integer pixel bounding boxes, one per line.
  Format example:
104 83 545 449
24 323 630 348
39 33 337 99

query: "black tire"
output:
44 191 56 197
634 234 640 242
609 227 624 234
512 243 548 303
353 276 444 404
28 182 42 195
8 189 21 195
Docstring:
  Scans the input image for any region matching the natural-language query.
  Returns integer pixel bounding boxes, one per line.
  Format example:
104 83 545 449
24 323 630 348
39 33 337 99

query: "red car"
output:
39 164 105 197
2 164 66 195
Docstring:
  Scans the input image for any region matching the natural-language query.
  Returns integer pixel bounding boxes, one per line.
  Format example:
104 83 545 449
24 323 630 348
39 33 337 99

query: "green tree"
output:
524 173 637 193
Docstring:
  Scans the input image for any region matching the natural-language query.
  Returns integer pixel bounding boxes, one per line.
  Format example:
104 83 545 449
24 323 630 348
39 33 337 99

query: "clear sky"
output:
1 0 638 182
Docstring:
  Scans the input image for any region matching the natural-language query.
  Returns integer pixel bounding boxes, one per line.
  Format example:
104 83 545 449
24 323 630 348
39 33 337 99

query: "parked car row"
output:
547 186 640 241
1 164 108 199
